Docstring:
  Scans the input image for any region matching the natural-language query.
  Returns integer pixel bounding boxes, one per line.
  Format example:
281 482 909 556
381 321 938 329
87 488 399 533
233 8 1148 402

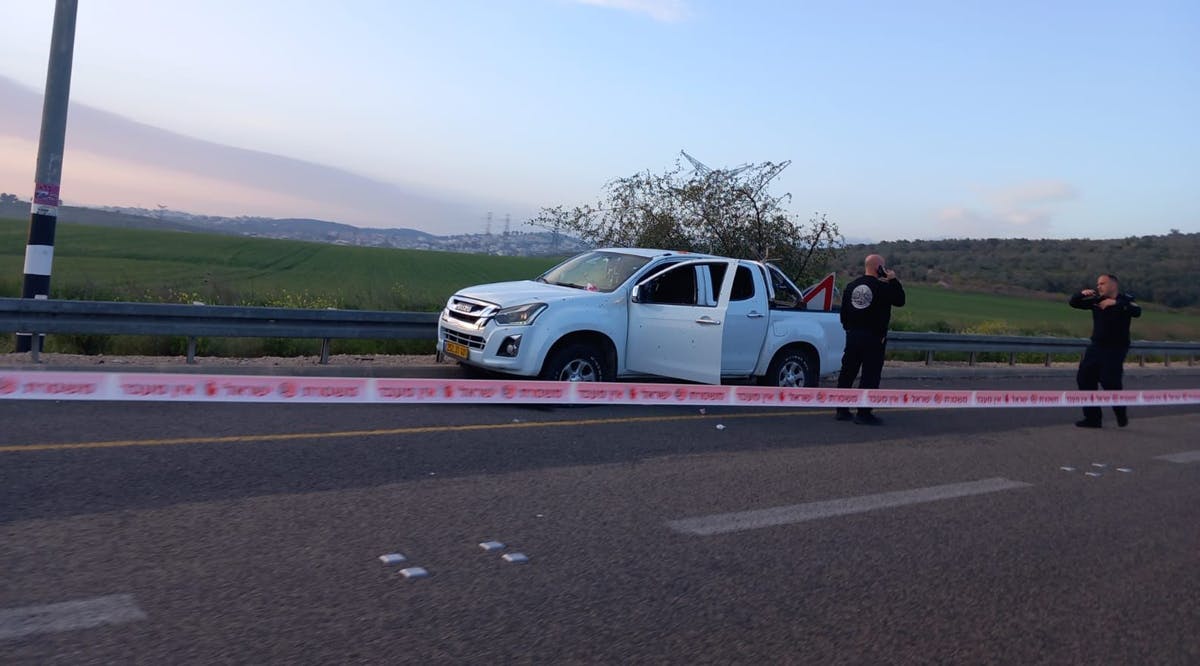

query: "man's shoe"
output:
854 413 883 426
835 409 853 421
1116 413 1129 428
1075 419 1102 429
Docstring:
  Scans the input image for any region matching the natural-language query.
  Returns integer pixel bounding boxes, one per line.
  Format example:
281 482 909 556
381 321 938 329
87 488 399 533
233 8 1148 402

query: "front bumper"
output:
437 311 548 377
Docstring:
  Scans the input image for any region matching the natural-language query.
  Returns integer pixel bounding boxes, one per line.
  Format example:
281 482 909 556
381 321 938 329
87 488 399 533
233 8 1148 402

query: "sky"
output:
1 0 1197 240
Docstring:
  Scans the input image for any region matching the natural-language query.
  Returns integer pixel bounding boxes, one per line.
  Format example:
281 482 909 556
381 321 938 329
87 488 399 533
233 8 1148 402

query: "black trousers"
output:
837 329 886 415
1076 344 1128 423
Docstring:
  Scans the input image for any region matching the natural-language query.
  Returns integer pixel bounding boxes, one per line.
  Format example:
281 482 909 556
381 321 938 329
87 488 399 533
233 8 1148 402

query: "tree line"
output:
838 231 1199 308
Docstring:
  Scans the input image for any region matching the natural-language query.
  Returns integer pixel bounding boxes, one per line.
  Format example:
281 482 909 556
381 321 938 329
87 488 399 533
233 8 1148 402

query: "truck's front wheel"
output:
763 348 819 388
540 343 609 382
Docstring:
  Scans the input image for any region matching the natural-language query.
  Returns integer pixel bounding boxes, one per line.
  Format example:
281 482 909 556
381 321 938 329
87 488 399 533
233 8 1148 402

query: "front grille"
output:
444 329 486 350
445 296 495 326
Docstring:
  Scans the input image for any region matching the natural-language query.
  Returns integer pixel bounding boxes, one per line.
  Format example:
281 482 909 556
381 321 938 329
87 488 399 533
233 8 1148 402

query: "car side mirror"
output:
631 285 642 303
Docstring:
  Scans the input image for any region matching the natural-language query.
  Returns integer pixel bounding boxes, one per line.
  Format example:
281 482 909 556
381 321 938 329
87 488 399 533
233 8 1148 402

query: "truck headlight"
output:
493 302 546 326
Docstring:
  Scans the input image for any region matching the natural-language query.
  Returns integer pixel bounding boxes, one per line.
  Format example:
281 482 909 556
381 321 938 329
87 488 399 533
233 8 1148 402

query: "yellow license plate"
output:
444 340 469 359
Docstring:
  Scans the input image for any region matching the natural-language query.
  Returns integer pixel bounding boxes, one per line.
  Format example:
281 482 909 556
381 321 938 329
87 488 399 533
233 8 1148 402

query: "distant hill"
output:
838 233 1200 309
0 199 586 257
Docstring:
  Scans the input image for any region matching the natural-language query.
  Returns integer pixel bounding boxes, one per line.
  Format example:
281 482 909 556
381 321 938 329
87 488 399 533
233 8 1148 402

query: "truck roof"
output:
593 247 722 260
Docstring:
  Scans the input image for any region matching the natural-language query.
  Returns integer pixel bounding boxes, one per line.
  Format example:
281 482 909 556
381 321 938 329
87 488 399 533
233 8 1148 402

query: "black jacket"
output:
840 275 906 335
1069 291 1142 348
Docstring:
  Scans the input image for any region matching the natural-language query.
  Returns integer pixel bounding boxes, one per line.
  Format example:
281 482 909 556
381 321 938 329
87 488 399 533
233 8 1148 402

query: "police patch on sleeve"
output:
851 284 874 309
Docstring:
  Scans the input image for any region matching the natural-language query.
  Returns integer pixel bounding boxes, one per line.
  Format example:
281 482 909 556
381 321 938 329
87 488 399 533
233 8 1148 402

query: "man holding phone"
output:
835 254 906 425
1069 274 1141 428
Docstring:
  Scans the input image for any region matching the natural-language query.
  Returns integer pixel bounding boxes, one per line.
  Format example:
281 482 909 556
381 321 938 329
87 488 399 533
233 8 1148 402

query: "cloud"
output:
936 206 1054 237
0 75 497 233
937 179 1079 238
980 180 1078 210
572 0 690 22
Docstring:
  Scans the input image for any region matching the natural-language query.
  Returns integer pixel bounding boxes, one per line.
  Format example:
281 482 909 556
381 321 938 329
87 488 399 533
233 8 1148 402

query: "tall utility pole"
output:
16 0 78 352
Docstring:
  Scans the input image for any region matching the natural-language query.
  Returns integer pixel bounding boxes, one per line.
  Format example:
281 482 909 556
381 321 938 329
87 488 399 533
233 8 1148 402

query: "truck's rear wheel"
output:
763 348 818 388
540 342 609 382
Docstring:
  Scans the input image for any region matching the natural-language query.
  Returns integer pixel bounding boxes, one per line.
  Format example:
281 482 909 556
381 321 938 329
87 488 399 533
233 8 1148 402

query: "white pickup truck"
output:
437 248 845 386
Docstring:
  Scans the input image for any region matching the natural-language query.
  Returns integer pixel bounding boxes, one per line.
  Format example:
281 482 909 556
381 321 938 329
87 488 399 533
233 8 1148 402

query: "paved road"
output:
2 371 1198 664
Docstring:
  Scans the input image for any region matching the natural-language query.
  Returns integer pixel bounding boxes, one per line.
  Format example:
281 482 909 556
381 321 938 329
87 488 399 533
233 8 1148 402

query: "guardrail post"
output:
1138 354 1145 367
30 331 42 364
925 350 932 366
1044 353 1051 367
186 337 197 365
1189 354 1195 367
968 351 976 366
1164 353 1170 367
320 338 331 365
1008 352 1015 366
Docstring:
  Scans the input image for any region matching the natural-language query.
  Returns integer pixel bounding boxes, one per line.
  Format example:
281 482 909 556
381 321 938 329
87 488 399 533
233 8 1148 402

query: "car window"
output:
767 265 804 309
708 264 755 302
641 264 699 306
708 263 728 303
731 266 756 301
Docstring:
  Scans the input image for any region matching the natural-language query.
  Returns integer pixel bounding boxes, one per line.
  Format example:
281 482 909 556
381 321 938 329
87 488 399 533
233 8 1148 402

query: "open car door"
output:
625 259 735 384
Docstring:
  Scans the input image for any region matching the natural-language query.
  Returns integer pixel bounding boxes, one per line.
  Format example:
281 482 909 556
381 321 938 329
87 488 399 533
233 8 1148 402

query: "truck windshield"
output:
537 251 652 293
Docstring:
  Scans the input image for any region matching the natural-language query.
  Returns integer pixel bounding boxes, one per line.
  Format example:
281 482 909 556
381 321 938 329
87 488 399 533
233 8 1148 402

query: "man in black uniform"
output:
835 254 906 425
1070 273 1141 428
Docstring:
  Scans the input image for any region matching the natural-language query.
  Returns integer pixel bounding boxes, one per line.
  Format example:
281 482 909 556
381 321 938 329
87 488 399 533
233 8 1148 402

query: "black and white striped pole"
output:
16 0 78 353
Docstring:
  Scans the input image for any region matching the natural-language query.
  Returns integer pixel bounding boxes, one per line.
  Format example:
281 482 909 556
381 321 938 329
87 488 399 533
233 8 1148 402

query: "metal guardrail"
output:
0 297 438 364
888 332 1199 367
2 297 1197 367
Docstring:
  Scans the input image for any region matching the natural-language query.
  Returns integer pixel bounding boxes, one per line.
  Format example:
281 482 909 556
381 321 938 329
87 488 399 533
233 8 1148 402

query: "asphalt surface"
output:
2 369 1198 664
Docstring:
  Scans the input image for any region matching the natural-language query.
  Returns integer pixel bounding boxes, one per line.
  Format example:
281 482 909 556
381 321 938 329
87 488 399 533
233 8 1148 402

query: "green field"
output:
891 284 1200 341
2 216 1198 356
0 218 554 311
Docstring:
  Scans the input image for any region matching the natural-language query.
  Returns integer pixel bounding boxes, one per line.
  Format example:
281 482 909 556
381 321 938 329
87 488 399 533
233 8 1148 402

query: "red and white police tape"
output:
1 371 1198 408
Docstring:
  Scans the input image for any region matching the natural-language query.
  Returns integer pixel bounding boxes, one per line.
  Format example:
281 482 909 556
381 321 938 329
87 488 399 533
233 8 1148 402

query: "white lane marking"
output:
666 477 1033 536
1154 450 1200 464
0 594 146 640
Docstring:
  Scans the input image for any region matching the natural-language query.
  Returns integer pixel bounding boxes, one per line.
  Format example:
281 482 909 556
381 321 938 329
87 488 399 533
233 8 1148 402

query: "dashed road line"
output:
0 594 146 640
0 409 827 454
1154 450 1200 464
666 477 1034 536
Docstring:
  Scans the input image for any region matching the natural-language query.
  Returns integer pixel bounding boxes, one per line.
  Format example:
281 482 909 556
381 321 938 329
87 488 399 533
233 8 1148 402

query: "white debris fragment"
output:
512 418 521 423
698 408 706 415
1060 466 1076 472
479 541 506 552
1117 467 1134 473
1091 463 1107 468
399 567 429 579
1085 472 1103 478
502 553 530 564
535 513 544 518
715 424 726 430
379 553 407 565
